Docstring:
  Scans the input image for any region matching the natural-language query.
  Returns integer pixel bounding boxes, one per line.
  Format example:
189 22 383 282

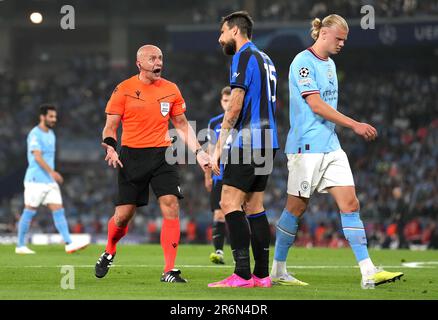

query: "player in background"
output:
270 14 404 289
209 11 278 288
95 45 210 283
204 86 231 264
16 104 90 254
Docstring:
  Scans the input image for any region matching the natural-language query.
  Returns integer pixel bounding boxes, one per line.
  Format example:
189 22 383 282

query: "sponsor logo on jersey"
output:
301 181 310 191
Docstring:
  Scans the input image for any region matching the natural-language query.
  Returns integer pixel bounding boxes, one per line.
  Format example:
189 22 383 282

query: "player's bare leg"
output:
209 185 255 288
95 204 135 278
328 186 403 288
113 204 137 226
213 210 225 222
271 194 309 286
158 195 186 283
285 194 308 217
244 191 272 287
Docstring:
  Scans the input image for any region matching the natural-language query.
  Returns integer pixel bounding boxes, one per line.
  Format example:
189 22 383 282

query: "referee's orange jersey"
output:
105 75 186 148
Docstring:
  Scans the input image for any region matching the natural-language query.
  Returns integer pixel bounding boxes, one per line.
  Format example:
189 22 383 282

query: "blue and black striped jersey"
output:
207 113 227 183
229 41 279 150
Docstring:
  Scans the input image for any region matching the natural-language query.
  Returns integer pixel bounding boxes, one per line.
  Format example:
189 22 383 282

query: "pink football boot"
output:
208 274 255 288
252 274 272 288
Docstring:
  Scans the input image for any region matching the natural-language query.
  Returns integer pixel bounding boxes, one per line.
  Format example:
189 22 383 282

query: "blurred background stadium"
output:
0 0 437 250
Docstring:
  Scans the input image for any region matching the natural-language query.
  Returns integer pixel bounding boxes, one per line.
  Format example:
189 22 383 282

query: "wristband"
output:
103 137 117 151
195 147 203 156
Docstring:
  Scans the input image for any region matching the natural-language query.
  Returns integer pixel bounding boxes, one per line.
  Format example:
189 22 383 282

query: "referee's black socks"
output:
247 211 270 279
225 211 251 280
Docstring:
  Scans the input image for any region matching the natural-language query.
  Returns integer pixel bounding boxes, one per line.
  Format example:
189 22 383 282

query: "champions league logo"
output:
379 25 397 45
299 67 310 78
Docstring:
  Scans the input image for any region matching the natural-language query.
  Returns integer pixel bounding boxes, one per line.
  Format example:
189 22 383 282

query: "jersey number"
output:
264 63 277 103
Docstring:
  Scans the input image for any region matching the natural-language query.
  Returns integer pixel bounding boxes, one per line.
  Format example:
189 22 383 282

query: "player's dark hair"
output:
39 104 56 116
221 11 254 39
221 86 231 96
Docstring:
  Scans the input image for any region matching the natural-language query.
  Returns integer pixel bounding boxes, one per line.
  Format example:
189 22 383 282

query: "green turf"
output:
0 244 437 300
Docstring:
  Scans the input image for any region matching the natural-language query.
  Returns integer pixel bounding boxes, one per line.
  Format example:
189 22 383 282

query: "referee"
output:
95 45 210 283
209 11 279 288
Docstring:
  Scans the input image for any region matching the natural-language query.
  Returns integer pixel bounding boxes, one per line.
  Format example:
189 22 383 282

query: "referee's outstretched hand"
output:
101 142 124 168
196 150 211 173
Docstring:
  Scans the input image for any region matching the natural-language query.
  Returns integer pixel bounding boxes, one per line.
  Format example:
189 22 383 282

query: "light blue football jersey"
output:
24 126 56 183
285 48 341 154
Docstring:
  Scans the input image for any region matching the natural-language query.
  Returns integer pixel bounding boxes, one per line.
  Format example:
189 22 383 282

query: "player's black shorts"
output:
223 148 277 193
210 180 223 212
116 146 183 207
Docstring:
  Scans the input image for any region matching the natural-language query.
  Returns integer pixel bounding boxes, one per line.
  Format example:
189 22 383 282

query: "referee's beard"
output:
222 39 237 55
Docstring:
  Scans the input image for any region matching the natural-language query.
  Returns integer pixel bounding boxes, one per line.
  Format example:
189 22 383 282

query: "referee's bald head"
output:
136 45 163 82
137 45 162 60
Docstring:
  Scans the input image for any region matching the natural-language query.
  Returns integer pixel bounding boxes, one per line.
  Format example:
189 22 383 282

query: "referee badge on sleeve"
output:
160 102 170 116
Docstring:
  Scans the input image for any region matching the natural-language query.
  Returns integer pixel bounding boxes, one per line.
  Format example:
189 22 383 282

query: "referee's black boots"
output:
95 252 115 278
160 268 187 283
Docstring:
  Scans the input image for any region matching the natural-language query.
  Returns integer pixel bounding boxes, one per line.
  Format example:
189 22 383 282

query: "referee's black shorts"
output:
116 146 183 207
223 148 277 193
210 180 223 212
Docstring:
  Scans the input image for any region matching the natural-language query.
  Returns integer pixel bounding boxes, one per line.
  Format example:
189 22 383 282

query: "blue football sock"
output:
341 212 369 262
274 209 299 262
17 209 37 247
52 208 72 244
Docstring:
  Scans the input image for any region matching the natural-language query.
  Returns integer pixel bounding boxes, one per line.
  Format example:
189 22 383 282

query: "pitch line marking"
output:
401 261 438 268
0 264 436 269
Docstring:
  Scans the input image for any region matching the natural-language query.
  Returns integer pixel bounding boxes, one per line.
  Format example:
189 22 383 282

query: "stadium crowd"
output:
0 48 437 249
191 0 438 23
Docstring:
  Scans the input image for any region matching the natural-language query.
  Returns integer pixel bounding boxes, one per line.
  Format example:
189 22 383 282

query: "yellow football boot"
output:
271 273 309 286
361 269 404 289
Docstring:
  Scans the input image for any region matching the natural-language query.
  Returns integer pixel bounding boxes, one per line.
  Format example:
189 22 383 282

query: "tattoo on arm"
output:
226 116 239 128
215 88 245 150
222 88 245 129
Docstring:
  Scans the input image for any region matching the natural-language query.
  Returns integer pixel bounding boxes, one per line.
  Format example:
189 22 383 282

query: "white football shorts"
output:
287 148 355 198
24 182 63 207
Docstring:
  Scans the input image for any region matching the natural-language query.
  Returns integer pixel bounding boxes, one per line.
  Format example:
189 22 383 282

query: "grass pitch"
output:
0 244 437 300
